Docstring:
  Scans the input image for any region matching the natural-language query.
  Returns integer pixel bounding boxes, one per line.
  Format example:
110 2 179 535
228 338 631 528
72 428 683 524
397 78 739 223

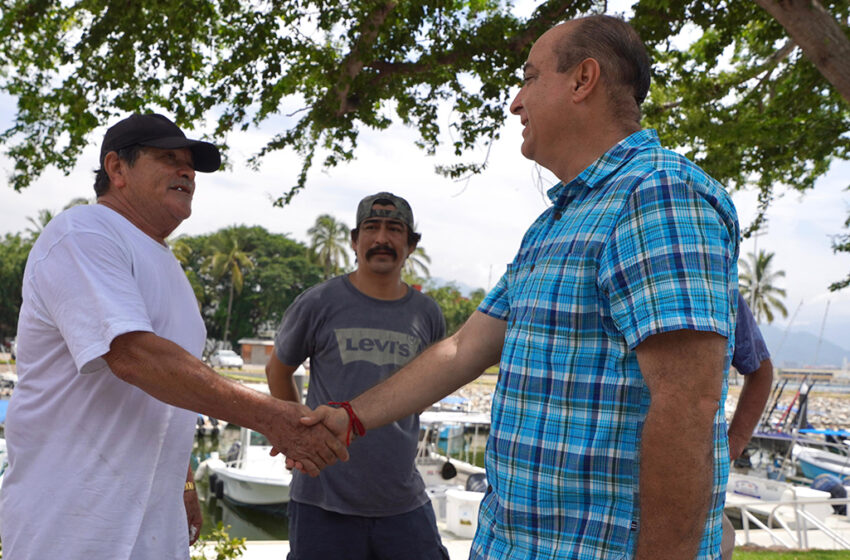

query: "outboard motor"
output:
811 473 847 515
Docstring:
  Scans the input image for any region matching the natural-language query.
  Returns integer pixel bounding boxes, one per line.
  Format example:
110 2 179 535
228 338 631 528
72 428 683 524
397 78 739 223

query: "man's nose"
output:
374 224 390 243
179 164 196 181
510 91 522 114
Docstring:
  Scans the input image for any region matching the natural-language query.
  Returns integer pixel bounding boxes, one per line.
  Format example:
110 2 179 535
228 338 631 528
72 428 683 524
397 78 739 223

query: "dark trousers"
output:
287 500 450 560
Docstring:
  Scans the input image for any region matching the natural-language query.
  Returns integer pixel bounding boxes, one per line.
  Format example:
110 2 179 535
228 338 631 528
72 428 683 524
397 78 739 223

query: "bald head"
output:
548 15 651 125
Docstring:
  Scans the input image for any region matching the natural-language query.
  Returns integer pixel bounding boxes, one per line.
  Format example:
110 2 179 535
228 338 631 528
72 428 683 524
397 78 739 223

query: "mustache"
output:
365 245 397 259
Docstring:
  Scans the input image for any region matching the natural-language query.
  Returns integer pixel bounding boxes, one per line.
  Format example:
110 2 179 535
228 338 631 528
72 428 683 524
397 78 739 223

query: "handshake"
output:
265 401 365 477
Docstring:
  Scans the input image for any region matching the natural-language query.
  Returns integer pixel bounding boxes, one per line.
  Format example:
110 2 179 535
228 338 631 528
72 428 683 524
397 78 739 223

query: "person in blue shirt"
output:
722 294 774 559
302 15 739 559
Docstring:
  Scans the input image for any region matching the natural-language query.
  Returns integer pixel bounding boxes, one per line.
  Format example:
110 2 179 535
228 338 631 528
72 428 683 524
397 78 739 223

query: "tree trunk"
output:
223 281 234 343
754 0 850 103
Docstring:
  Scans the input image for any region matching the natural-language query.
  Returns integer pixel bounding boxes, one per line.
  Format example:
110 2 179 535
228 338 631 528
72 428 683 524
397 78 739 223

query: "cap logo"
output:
366 209 406 222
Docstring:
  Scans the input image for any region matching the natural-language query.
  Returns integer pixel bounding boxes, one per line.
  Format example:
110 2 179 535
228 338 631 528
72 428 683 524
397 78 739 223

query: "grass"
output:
734 549 850 559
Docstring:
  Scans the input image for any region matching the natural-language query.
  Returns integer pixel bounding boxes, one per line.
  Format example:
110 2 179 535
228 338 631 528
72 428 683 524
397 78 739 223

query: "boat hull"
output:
796 447 850 480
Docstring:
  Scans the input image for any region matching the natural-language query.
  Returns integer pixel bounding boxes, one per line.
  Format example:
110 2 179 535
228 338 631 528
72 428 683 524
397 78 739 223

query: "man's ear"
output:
103 151 127 189
571 58 601 103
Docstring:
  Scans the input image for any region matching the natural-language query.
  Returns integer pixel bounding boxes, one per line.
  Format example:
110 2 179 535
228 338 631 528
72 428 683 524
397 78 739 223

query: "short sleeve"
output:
274 293 316 367
733 294 771 374
478 272 510 321
30 231 154 374
599 171 736 349
432 301 447 343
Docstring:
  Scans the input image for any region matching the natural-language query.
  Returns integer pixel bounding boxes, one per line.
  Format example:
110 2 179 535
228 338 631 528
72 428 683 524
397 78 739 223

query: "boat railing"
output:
731 494 850 550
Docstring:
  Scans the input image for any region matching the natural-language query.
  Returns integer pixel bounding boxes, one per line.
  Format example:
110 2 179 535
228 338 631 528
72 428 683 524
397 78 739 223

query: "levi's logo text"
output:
334 328 422 367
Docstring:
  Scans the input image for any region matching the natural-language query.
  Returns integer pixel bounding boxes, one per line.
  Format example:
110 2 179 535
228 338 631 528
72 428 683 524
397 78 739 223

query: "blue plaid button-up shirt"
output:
475 129 739 559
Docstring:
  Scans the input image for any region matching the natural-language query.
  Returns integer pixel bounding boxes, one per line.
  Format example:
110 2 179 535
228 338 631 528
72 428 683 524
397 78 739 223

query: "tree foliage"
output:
172 225 323 346
0 232 32 341
402 245 432 285
206 227 256 343
1 1 849 282
425 282 486 335
632 0 850 239
0 0 585 198
831 214 850 292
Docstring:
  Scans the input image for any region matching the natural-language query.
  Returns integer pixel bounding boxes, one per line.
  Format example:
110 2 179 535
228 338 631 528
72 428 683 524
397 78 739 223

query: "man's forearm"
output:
636 397 716 559
351 311 506 430
634 330 726 559
105 331 349 472
107 332 287 431
728 359 773 459
266 356 302 404
351 336 473 429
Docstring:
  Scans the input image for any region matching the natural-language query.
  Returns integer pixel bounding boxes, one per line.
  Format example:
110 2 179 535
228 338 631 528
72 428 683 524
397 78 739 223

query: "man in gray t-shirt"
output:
267 192 448 560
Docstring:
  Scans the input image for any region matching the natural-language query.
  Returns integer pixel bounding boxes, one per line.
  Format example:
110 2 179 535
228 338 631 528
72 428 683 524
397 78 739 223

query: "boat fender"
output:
811 473 847 515
441 460 457 480
214 477 224 500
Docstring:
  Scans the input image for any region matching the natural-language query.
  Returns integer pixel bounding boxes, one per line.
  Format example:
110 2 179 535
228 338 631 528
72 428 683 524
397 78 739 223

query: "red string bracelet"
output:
328 401 366 446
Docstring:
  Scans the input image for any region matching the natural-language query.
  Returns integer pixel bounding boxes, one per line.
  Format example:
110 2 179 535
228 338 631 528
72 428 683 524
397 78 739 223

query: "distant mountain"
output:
759 323 850 368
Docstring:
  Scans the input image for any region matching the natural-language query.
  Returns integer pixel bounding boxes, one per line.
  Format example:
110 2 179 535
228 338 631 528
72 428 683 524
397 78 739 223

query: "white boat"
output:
794 446 850 480
417 410 488 486
417 410 489 537
725 472 834 530
199 427 292 511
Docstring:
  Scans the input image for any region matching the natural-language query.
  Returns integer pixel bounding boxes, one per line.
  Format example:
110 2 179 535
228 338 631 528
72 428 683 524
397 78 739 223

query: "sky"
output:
1 4 849 350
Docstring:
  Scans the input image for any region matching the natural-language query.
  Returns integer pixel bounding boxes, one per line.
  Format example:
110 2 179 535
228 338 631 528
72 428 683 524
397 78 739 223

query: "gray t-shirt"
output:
275 275 446 516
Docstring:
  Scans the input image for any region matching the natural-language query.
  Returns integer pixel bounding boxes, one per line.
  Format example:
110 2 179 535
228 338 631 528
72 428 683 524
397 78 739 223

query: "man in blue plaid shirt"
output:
306 14 739 559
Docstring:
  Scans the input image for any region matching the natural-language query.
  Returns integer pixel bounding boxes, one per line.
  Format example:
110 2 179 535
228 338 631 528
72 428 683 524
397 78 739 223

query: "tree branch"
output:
754 0 850 104
334 1 398 116
361 0 579 100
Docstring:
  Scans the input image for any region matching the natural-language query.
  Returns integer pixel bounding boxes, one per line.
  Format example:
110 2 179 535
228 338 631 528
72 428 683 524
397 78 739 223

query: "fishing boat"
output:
417 409 489 536
198 427 291 513
794 446 850 480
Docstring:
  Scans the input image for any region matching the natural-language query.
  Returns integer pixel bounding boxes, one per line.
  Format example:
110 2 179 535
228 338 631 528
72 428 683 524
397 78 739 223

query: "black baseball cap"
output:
99 113 221 172
355 192 415 230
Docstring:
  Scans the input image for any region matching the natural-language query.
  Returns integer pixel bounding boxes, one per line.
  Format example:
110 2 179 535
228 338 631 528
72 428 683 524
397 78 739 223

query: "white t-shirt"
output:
0 204 206 559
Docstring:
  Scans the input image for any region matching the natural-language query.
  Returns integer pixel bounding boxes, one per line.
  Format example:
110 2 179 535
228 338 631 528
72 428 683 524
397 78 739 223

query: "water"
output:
190 425 488 541
192 426 290 540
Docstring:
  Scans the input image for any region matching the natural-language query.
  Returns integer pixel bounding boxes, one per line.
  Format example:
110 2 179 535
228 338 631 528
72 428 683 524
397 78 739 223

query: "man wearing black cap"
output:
0 113 347 560
266 192 448 560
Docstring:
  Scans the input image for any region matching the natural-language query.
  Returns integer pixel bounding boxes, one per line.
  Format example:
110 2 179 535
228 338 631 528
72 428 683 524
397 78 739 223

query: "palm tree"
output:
308 214 351 279
402 224 431 284
207 228 255 343
169 236 205 306
739 250 788 324
25 198 92 241
63 197 93 209
25 209 55 239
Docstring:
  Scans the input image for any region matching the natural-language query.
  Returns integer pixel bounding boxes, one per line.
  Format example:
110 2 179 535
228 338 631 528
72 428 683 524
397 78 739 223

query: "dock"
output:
199 526 473 559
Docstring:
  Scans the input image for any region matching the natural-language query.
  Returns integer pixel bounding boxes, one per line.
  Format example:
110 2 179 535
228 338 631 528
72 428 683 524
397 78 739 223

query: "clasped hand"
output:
272 404 352 475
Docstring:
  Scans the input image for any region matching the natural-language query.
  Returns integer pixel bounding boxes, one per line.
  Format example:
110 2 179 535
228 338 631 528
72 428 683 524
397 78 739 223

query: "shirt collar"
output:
546 129 661 205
